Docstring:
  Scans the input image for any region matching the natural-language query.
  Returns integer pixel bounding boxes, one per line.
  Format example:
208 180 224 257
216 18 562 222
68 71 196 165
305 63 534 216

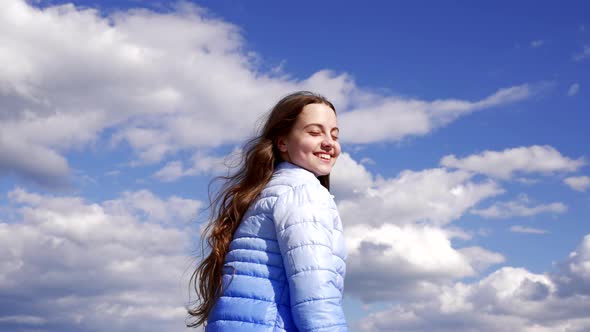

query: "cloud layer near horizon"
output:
0 187 201 332
332 154 590 332
2 145 588 331
355 236 590 332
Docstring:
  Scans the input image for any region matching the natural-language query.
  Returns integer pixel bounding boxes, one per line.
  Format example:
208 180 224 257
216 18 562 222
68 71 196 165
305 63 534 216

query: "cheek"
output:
288 137 316 155
334 143 342 157
304 137 319 150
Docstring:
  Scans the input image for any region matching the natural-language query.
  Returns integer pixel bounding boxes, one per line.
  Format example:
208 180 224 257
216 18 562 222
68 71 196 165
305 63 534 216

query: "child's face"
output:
278 103 340 176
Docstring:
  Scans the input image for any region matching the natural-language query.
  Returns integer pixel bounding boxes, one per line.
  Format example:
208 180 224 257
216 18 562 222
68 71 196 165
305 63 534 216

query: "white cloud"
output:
331 152 375 199
515 177 539 185
458 246 506 272
339 84 533 144
567 83 580 96
333 156 505 302
339 146 586 327
337 167 503 227
153 149 240 182
356 234 590 331
0 0 349 185
359 157 375 165
472 194 567 219
554 234 590 296
510 225 548 234
564 176 590 192
0 0 537 187
153 161 186 182
345 224 504 302
0 129 71 187
331 155 504 302
573 45 590 61
102 189 202 224
530 40 544 48
441 145 585 180
0 187 202 332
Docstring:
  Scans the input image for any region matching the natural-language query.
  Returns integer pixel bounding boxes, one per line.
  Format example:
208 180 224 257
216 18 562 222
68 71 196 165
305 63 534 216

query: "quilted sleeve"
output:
273 184 347 332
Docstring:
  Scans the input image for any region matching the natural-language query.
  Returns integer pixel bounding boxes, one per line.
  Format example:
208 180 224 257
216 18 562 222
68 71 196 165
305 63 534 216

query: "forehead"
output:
295 103 338 127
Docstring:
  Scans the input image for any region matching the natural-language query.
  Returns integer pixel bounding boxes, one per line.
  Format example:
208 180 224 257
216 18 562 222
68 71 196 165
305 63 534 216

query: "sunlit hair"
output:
187 91 336 327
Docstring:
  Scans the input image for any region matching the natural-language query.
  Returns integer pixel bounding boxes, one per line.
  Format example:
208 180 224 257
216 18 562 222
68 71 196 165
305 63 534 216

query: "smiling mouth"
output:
314 152 332 161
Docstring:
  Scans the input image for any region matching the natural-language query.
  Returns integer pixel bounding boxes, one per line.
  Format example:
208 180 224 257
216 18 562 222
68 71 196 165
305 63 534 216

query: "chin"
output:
313 166 333 177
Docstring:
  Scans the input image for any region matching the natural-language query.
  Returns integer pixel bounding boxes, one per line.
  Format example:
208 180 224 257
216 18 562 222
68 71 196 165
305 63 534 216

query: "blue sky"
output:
1 0 589 331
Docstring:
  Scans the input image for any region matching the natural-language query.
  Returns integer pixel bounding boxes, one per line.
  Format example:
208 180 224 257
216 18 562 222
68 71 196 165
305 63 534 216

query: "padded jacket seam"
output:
293 296 342 307
225 259 284 270
289 267 339 279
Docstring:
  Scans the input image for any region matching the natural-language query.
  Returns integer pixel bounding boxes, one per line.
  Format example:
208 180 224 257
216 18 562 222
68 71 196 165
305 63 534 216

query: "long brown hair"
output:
187 91 336 327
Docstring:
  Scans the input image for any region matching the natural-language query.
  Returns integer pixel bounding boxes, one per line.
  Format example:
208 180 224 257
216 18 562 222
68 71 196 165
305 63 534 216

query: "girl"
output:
188 91 348 332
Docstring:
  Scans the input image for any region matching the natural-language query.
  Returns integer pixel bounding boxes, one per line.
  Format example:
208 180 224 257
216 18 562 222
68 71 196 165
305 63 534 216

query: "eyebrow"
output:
303 123 339 133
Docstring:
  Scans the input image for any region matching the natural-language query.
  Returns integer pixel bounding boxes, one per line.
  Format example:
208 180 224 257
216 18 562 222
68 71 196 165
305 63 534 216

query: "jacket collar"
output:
275 161 319 183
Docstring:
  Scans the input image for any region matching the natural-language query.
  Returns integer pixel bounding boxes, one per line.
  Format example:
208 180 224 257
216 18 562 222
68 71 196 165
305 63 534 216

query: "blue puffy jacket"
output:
206 162 348 332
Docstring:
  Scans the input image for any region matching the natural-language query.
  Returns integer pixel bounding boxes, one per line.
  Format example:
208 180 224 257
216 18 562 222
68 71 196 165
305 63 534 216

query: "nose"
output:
321 136 334 150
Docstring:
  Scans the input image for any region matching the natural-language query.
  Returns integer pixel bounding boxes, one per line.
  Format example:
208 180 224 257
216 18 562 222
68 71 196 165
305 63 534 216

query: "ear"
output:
276 136 288 153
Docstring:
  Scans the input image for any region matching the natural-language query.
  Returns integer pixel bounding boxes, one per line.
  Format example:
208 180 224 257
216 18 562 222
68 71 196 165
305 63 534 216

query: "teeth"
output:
316 153 331 160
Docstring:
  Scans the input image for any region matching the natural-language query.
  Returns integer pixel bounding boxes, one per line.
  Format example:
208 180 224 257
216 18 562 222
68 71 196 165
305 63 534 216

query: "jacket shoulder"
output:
264 174 332 205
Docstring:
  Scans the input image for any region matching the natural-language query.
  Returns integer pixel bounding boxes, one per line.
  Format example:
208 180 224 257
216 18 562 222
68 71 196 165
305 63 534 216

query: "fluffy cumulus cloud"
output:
471 194 567 219
336 166 504 227
440 145 585 180
330 152 375 199
330 148 586 327
338 84 533 144
564 175 590 192
0 0 350 184
1 0 535 187
344 223 504 302
355 235 590 332
102 189 203 224
0 188 202 332
554 234 590 297
153 146 245 182
330 155 505 302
